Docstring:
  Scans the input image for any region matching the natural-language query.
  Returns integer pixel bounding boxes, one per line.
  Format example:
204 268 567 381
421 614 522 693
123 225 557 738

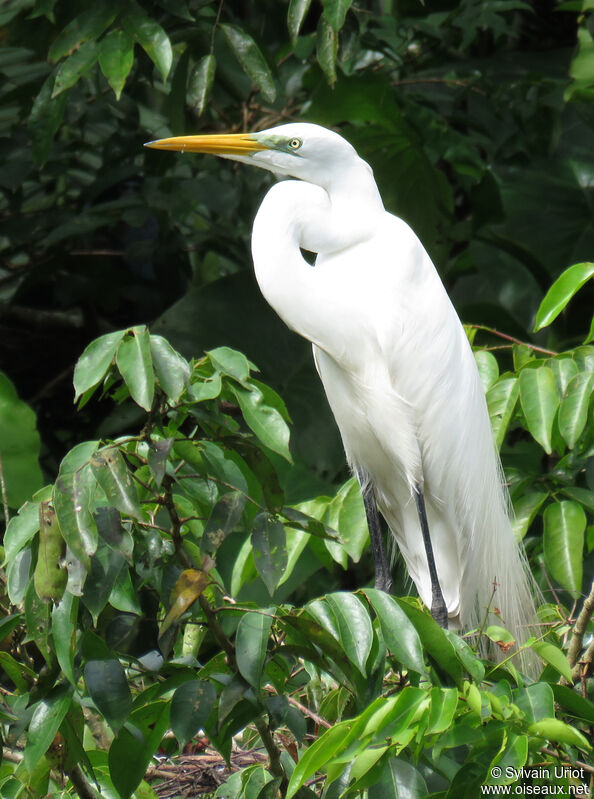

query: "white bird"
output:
146 123 538 669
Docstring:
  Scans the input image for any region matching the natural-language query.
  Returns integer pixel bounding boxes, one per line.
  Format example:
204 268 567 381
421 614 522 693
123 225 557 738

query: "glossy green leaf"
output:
316 17 337 84
84 659 132 731
48 4 117 62
116 328 155 411
0 373 43 508
122 11 172 80
325 477 368 561
322 0 353 31
52 40 98 97
395 599 463 686
90 447 143 520
511 491 547 541
519 367 559 454
288 0 312 41
531 642 573 682
286 719 354 799
323 592 373 676
201 491 246 554
188 54 216 116
475 350 500 391
364 588 426 675
528 718 591 751
585 314 594 344
235 608 274 689
231 383 292 461
487 733 528 785
550 683 594 724
549 357 578 396
149 334 190 403
251 513 287 596
207 346 251 384
543 500 585 596
109 701 170 799
221 24 276 102
368 758 428 799
170 680 216 747
52 593 79 686
73 330 125 401
558 372 594 448
425 687 458 734
3 500 40 563
513 682 555 723
487 377 520 449
98 29 134 100
24 685 73 771
534 262 594 331
54 463 98 569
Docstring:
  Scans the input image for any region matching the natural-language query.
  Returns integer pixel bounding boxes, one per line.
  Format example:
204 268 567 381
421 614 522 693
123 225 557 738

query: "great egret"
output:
146 123 538 667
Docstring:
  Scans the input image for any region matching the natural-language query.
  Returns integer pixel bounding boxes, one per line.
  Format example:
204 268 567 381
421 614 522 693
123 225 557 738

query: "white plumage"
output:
146 122 538 670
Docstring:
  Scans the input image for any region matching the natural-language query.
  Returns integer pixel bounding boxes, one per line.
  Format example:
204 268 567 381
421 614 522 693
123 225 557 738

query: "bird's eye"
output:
288 137 302 150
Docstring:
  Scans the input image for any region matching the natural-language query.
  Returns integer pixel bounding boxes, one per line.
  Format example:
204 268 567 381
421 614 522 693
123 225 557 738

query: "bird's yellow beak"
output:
144 133 270 155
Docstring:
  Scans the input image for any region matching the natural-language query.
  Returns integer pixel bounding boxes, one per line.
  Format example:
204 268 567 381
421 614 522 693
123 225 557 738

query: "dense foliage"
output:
0 0 593 797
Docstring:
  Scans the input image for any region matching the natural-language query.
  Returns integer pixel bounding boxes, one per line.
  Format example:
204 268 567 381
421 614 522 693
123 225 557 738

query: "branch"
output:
469 324 558 356
561 579 594 686
0 451 10 529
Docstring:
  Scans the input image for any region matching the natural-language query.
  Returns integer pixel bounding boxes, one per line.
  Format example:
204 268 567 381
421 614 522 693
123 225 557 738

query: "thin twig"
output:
0 452 9 528
565 579 594 677
470 324 558 356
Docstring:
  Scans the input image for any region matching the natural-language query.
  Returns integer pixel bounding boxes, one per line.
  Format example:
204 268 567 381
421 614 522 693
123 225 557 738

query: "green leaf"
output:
286 719 355 798
3 500 40 564
0 373 43 508
201 491 246 555
188 54 216 116
116 328 155 411
487 733 528 785
84 659 132 731
220 24 276 103
52 593 79 686
34 501 67 603
73 330 126 401
98 29 134 100
235 608 274 689
122 10 172 80
531 642 573 682
550 683 594 724
475 350 500 391
231 384 292 461
320 592 373 676
171 680 216 747
487 377 520 449
109 701 170 799
558 372 594 448
585 314 594 344
207 346 251 384
543 500 585 596
513 682 555 723
54 463 98 569
364 588 426 676
147 438 173 488
519 367 559 454
90 447 143 520
149 334 190 403
368 758 428 799
322 0 353 31
52 40 98 97
511 491 547 541
316 17 337 85
251 513 287 596
48 5 117 62
28 74 68 165
550 357 578 396
528 718 591 751
325 477 368 561
534 262 594 331
24 685 73 772
288 0 312 42
425 687 458 734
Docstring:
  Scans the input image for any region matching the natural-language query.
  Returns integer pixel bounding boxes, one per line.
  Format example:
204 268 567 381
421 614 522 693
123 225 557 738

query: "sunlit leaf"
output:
487 377 520 450
159 569 210 638
534 262 594 331
511 491 547 541
98 29 134 100
519 367 559 454
149 334 189 402
558 372 594 448
73 330 125 401
116 328 155 411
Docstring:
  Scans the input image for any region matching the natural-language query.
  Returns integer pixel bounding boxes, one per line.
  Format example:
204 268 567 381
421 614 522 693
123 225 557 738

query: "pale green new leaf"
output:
487 377 520 449
98 29 134 99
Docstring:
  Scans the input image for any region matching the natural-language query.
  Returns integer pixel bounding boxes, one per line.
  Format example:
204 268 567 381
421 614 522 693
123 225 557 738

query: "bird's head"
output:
144 123 362 188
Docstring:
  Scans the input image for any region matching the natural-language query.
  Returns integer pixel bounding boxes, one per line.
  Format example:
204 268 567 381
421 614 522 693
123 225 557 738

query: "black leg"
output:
414 484 448 629
358 473 392 594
